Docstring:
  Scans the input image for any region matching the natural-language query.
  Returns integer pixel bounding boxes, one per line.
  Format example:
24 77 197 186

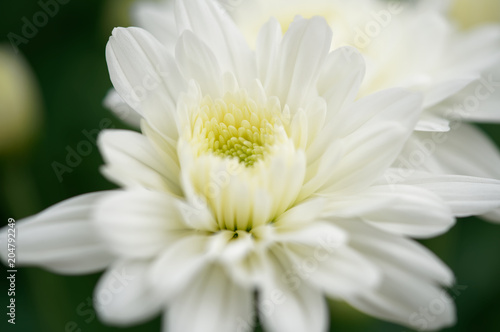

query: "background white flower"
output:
2 1 500 332
450 0 500 29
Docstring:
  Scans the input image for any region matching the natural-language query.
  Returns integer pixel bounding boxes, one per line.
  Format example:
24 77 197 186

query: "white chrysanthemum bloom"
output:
120 0 500 223
3 1 500 331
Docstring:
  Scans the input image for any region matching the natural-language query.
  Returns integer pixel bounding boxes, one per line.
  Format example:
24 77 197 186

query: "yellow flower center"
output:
191 91 285 166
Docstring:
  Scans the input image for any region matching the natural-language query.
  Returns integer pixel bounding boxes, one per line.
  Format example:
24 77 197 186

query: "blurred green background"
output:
0 0 499 331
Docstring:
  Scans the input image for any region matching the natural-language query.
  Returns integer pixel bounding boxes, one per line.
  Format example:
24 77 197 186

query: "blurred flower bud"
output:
451 0 500 28
100 0 163 37
101 0 137 35
0 46 43 156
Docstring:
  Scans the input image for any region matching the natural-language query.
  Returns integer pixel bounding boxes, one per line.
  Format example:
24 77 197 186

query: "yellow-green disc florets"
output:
191 91 285 167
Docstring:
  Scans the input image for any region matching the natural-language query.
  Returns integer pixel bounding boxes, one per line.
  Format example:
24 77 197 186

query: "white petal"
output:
266 16 332 111
166 264 254 332
310 89 422 194
174 0 255 86
317 46 366 123
423 76 478 108
387 171 500 218
468 73 500 122
461 98 500 122
434 69 500 123
415 112 450 132
288 97 329 152
259 246 328 332
263 147 307 218
256 18 282 88
416 124 500 179
299 140 343 201
222 247 268 288
260 283 328 332
326 185 455 238
175 30 222 97
274 197 326 227
337 221 454 288
337 221 455 330
98 129 182 195
93 190 210 259
150 234 213 300
482 208 500 223
273 221 346 248
95 260 164 326
439 26 500 80
103 89 142 128
330 88 422 138
284 242 381 300
401 121 500 221
323 123 410 193
347 269 455 331
216 230 255 265
141 121 180 169
132 1 177 51
0 192 115 274
106 27 186 139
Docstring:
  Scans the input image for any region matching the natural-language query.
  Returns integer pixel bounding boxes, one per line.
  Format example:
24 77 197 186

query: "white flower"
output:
122 0 500 222
3 1 500 332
